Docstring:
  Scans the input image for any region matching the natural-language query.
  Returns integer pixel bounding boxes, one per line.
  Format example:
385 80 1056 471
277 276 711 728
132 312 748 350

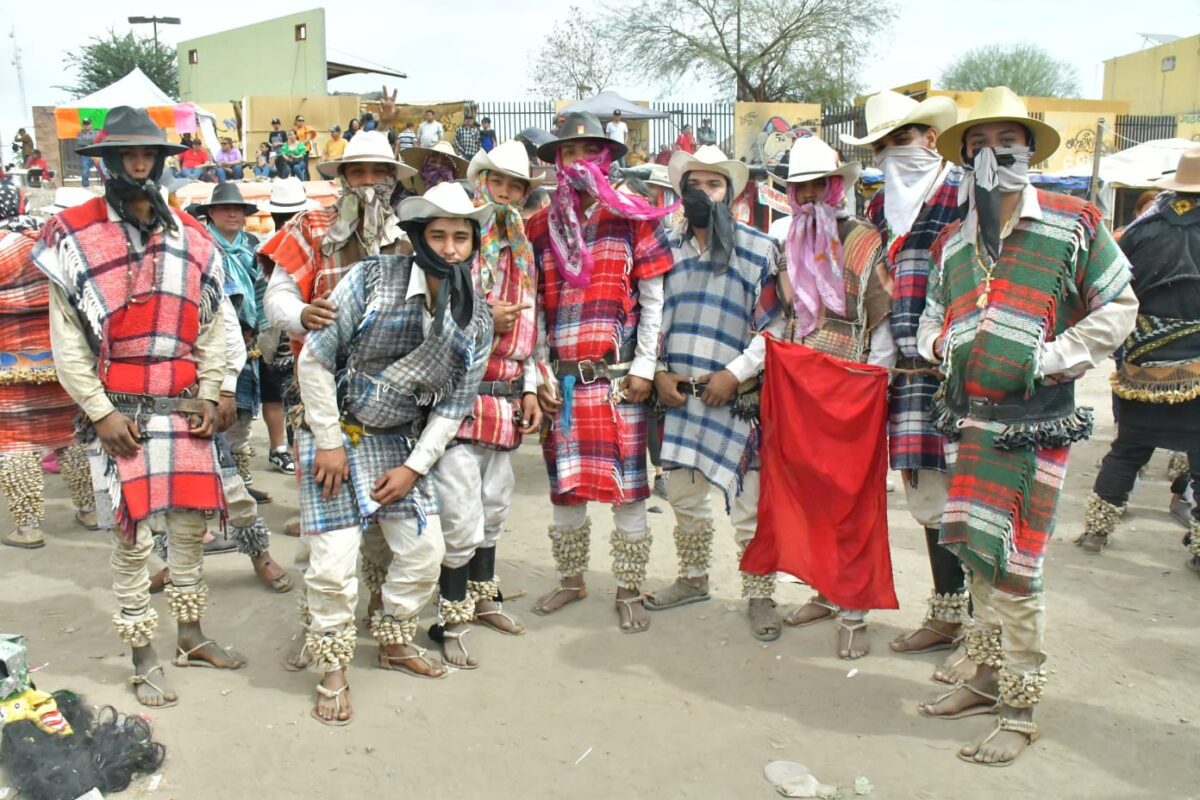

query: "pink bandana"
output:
785 177 847 337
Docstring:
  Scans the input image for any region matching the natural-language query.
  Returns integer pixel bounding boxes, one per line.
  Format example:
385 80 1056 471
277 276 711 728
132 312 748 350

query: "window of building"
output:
188 49 198 64
1162 56 1176 72
295 23 307 41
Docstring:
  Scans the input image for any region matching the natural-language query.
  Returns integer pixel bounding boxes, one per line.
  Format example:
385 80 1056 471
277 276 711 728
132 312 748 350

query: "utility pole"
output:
1088 117 1105 204
127 16 181 55
10 27 28 121
735 0 742 100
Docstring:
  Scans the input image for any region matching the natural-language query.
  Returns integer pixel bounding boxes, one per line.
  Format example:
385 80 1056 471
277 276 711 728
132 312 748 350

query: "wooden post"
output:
1088 117 1105 204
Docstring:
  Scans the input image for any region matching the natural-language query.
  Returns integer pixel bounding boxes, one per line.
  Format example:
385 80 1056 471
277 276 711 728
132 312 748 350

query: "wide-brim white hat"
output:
38 186 97 214
840 91 959 147
466 140 542 187
936 85 1060 166
259 177 320 213
667 145 749 198
786 137 861 184
397 181 495 226
316 131 415 180
401 140 469 175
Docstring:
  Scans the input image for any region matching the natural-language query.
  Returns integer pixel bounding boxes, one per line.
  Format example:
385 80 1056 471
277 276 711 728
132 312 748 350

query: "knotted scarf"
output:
548 147 678 288
958 146 1031 262
400 218 478 337
475 170 535 293
100 150 177 242
680 176 735 274
785 176 847 336
420 154 457 192
322 174 399 257
208 224 262 331
874 145 944 238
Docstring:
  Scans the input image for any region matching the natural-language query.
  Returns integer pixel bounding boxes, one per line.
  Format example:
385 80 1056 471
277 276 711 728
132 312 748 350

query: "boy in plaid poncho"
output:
914 88 1137 766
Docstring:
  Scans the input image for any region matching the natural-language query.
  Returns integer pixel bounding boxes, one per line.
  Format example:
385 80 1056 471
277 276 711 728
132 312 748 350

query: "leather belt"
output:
107 392 210 416
895 355 931 370
554 350 631 385
340 414 420 439
478 379 523 398
675 376 760 399
949 383 1076 423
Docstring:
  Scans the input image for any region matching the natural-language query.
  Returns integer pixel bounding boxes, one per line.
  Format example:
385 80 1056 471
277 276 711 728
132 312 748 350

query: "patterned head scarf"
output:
958 145 1031 262
421 154 457 192
474 169 534 294
548 145 678 288
322 173 400 257
785 176 848 336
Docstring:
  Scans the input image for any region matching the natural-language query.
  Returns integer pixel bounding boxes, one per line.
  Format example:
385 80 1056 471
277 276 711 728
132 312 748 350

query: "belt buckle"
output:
968 397 994 421
578 360 598 385
153 398 174 415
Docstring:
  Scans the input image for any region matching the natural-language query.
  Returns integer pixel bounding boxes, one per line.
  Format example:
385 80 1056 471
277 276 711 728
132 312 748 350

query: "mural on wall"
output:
1178 112 1200 143
733 103 821 165
1040 111 1118 173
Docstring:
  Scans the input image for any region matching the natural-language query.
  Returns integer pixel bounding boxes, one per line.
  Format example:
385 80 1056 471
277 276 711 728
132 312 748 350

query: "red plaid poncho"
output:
527 205 673 505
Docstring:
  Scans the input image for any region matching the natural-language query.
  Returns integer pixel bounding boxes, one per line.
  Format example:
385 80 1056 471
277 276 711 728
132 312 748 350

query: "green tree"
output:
57 29 179 99
603 0 895 104
940 44 1080 98
528 6 622 99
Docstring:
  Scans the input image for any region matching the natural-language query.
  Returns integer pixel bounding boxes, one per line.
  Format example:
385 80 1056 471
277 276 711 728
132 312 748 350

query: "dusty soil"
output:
2 368 1197 799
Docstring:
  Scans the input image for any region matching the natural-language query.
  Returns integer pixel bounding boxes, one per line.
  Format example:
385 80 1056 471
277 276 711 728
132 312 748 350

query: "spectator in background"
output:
361 112 378 132
697 118 717 147
75 118 99 187
277 129 309 180
268 119 287 156
606 110 629 167
522 186 551 220
345 118 361 141
253 143 275 179
177 138 214 179
214 137 245 182
455 111 482 159
654 144 672 166
397 121 418 151
418 109 444 147
323 125 347 163
23 149 50 186
293 115 316 178
480 117 497 152
16 129 34 161
674 124 696 154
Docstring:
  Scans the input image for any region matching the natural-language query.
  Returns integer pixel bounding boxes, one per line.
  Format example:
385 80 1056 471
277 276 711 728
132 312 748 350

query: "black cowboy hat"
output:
536 111 627 163
194 182 259 216
76 106 187 156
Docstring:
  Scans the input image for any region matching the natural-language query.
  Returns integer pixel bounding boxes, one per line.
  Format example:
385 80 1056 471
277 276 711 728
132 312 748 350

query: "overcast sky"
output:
1 0 1195 140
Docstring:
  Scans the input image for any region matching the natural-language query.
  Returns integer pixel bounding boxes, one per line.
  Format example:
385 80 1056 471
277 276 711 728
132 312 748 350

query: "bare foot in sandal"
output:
532 575 588 616
439 623 478 669
313 668 352 725
890 619 960 654
784 595 837 627
749 598 781 641
474 598 525 635
378 643 448 678
282 628 312 671
176 623 246 669
959 706 1038 766
932 641 977 685
615 587 650 633
130 646 177 707
919 667 1000 719
837 617 869 659
250 551 292 593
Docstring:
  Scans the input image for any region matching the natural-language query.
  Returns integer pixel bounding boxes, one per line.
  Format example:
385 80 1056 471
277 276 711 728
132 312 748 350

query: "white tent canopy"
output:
560 91 669 121
1051 138 1196 187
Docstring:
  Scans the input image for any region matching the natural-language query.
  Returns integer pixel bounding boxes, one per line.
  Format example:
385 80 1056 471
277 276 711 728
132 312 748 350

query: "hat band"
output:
865 117 905 136
268 197 309 208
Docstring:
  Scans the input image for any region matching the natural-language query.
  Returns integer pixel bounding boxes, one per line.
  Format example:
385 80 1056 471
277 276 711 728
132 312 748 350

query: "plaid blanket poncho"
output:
930 190 1130 594
32 197 226 537
869 168 962 473
527 204 674 506
0 230 77 454
660 222 779 507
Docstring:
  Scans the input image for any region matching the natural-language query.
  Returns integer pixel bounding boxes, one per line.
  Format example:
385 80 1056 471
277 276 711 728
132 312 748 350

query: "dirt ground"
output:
2 368 1197 799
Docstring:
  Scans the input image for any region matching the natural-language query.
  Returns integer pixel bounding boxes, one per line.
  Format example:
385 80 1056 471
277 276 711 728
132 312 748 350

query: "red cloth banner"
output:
741 338 898 610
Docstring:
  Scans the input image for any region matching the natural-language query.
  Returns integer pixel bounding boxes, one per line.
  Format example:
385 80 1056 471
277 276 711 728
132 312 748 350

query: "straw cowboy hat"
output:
536 111 627 162
466 140 542 186
1153 146 1200 193
667 144 750 198
397 181 495 227
193 182 259 216
786 137 861 185
259 177 320 213
936 86 1060 166
839 90 959 147
401 140 470 177
316 130 415 180
75 106 187 156
38 187 97 215
643 164 673 190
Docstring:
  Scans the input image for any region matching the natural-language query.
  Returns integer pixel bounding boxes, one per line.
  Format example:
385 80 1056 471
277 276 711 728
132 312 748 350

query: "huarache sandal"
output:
837 619 870 660
376 646 447 679
2 527 45 549
129 664 178 708
918 683 1000 720
957 717 1040 767
441 628 479 670
474 604 526 636
889 625 959 655
616 594 651 634
531 584 588 616
174 641 245 669
644 579 710 611
784 596 837 627
311 682 352 727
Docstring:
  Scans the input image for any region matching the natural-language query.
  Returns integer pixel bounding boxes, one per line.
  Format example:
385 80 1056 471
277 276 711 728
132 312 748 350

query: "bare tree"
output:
604 0 895 104
940 44 1081 98
528 6 622 99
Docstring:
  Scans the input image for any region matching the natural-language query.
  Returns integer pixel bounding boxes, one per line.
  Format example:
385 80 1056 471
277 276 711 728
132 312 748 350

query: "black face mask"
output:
100 150 177 241
400 219 479 337
681 179 735 274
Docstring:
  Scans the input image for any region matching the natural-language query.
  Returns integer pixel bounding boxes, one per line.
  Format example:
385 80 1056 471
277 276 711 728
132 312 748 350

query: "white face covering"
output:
874 145 944 238
959 145 1032 262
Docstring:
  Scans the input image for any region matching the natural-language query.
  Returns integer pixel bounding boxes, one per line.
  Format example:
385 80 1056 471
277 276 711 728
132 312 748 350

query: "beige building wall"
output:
1103 34 1200 116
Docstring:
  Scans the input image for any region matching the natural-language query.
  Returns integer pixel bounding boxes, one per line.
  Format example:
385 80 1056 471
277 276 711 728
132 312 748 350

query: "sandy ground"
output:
2 368 1198 800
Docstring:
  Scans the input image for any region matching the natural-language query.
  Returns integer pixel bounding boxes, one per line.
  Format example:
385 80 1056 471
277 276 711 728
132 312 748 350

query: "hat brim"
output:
839 96 959 147
466 158 543 188
667 151 749 198
316 155 416 181
936 115 1060 166
259 198 321 213
400 147 470 175
195 201 260 216
77 136 188 156
396 196 495 226
535 135 627 164
786 161 861 185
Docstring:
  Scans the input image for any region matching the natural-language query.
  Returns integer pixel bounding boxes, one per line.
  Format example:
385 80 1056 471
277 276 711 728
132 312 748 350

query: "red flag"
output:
741 338 898 610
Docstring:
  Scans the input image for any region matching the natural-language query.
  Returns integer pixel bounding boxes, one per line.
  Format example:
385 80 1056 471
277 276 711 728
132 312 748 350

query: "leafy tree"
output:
58 29 179 99
528 6 622 99
603 0 895 104
940 44 1081 98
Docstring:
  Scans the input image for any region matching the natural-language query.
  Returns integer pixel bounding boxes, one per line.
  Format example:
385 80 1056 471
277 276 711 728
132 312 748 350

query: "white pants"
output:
667 468 759 576
306 515 445 633
553 500 647 538
112 511 206 615
434 443 515 568
901 468 949 528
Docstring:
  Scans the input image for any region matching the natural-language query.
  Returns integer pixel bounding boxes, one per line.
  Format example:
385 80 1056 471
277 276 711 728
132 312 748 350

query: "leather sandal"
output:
957 717 1040 767
311 682 352 726
918 683 1000 720
129 664 178 708
376 646 447 679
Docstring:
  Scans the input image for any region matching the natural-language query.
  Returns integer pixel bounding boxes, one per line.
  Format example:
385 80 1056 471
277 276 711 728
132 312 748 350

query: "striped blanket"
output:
931 190 1130 594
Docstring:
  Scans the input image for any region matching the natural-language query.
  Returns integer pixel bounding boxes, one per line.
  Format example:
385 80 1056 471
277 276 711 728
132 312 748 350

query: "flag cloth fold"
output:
741 338 898 610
